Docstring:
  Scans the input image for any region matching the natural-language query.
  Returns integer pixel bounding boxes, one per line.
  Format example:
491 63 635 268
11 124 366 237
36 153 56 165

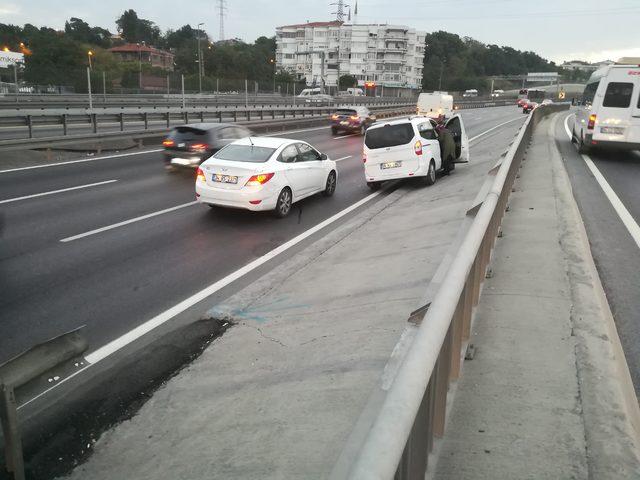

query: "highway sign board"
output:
527 72 559 82
0 50 24 68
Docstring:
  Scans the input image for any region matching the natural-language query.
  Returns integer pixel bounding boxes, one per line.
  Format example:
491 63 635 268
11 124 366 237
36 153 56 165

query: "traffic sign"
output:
558 91 566 100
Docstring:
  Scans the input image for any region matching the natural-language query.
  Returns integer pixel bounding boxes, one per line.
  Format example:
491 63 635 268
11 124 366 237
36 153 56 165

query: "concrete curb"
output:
548 113 640 478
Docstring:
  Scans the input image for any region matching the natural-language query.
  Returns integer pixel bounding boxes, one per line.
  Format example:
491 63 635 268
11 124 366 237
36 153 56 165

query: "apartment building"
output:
275 21 425 96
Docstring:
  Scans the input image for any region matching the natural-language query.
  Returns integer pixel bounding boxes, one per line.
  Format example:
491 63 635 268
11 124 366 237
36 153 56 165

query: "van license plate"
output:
213 174 238 184
381 161 401 170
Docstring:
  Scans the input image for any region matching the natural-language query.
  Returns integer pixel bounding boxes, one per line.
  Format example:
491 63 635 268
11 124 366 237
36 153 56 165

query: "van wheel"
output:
274 188 292 218
577 131 590 154
422 160 436 186
367 181 381 191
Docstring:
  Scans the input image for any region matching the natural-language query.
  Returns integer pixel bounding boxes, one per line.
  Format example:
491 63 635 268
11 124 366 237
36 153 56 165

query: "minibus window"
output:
582 81 599 104
602 82 634 108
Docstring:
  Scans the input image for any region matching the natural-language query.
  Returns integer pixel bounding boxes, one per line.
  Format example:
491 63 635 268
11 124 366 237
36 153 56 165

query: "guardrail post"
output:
62 114 68 136
91 113 97 134
260 109 264 120
0 384 25 480
184 111 189 124
144 112 149 130
247 110 251 122
272 109 275 120
26 115 33 139
199 111 204 123
233 110 237 122
217 111 222 123
119 113 124 132
165 112 170 128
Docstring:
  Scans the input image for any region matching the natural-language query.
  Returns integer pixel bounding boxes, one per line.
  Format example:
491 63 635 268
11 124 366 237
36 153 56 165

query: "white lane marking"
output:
20 188 385 409
581 154 640 251
564 113 574 140
335 155 352 162
333 133 360 140
84 189 383 364
60 201 198 242
0 180 117 205
0 149 163 174
468 116 524 142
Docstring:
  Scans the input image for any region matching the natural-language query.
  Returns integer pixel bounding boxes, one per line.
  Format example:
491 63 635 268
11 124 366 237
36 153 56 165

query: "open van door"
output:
445 115 469 163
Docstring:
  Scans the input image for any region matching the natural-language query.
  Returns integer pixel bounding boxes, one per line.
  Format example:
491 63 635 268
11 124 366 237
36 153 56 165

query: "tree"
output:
115 10 160 44
339 74 357 88
65 17 111 48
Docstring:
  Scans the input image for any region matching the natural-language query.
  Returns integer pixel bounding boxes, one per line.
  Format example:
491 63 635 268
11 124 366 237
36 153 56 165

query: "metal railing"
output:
0 103 417 152
0 328 88 480
340 103 570 480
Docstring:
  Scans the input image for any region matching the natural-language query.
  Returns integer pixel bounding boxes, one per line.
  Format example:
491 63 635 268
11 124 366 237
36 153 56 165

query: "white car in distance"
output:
195 137 338 218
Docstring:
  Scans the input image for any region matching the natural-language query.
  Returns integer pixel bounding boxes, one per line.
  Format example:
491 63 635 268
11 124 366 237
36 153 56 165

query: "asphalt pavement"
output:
557 112 640 393
0 105 524 366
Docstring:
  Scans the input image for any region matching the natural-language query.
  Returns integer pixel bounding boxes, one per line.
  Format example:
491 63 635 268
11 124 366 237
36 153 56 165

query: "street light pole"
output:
197 23 204 94
87 50 93 70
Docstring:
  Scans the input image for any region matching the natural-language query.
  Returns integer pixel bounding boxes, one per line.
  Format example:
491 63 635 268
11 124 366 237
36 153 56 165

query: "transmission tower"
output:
217 0 227 41
331 0 349 22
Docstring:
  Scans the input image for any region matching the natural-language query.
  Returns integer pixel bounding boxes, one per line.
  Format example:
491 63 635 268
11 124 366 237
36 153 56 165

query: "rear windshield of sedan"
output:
365 124 415 149
212 145 275 162
335 109 357 116
169 127 208 141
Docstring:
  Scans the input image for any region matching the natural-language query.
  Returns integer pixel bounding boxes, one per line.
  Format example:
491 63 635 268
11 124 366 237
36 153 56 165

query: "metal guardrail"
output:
0 104 417 152
339 103 570 480
0 328 88 480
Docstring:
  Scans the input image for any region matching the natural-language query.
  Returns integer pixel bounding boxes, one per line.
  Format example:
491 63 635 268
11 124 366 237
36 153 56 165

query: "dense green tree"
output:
115 9 160 44
339 74 357 88
65 17 111 48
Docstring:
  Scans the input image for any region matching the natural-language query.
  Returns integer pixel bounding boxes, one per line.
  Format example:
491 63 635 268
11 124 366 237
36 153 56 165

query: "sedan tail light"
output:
414 140 423 156
350 115 360 121
331 114 339 120
190 143 209 152
246 172 275 186
587 114 597 130
196 167 206 183
162 139 174 147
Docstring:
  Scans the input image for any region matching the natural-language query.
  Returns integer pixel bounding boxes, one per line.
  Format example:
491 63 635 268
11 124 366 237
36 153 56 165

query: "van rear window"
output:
603 82 634 108
365 124 414 149
170 127 207 141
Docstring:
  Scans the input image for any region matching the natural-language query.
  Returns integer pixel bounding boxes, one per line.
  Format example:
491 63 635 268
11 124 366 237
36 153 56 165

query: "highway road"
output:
0 105 524 366
558 113 640 393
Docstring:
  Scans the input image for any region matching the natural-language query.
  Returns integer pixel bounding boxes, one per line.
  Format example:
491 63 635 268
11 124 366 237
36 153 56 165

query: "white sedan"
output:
195 137 338 218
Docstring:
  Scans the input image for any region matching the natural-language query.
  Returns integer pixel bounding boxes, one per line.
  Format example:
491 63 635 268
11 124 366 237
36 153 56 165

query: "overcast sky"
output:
1 0 638 63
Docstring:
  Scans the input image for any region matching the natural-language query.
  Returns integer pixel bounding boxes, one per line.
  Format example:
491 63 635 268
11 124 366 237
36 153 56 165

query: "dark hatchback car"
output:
330 106 376 135
163 123 252 170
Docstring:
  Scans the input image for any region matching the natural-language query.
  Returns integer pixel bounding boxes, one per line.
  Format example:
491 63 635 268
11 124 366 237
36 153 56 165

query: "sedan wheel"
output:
274 188 292 218
323 171 337 197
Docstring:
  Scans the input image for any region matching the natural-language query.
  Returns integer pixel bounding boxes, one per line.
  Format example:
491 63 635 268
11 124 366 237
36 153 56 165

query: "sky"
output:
1 0 639 63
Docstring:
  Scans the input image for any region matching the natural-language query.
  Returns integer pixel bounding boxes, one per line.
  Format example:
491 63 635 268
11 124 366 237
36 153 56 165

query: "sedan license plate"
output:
381 161 402 170
340 121 349 125
212 174 238 184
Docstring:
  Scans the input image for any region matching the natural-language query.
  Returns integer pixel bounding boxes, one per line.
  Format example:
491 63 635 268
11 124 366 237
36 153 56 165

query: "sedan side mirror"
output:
319 153 328 160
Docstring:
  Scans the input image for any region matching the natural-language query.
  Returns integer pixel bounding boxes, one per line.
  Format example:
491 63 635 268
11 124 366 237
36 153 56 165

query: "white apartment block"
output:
275 21 426 95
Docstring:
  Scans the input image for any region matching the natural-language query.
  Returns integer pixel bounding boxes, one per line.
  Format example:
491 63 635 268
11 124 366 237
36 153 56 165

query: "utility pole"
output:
331 0 349 21
438 61 444 91
137 42 143 92
197 23 204 94
86 67 93 109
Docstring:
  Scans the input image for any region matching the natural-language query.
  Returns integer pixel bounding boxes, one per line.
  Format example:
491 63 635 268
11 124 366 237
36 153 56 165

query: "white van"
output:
346 87 365 96
573 59 640 152
362 115 469 189
416 92 454 118
298 88 333 103
462 89 478 98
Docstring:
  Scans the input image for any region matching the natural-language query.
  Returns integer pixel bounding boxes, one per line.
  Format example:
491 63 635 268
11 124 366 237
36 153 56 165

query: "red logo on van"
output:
629 71 640 75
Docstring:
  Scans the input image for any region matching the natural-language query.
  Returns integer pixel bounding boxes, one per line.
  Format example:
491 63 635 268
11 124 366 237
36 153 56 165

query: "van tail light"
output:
190 143 209 152
414 140 423 156
587 114 597 130
246 172 275 186
196 167 206 183
162 139 174 147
